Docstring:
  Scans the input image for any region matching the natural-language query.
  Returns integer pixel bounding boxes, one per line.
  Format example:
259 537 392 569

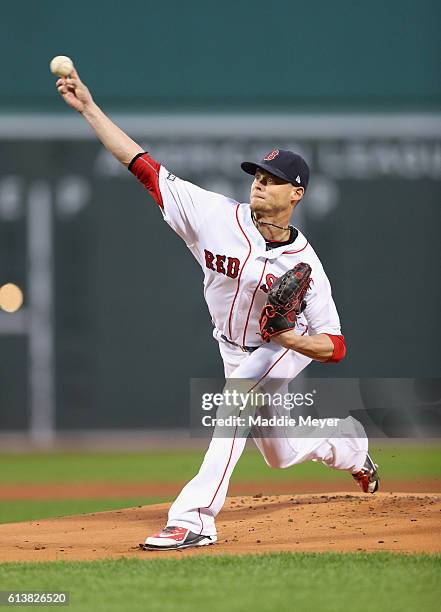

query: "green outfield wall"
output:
0 0 439 112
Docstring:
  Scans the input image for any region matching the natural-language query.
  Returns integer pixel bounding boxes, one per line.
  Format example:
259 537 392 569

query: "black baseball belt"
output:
220 334 260 353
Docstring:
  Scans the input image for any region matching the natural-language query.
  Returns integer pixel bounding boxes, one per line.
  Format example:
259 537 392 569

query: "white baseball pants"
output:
167 339 368 536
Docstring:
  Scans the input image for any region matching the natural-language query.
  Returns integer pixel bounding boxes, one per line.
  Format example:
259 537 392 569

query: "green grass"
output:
0 497 170 524
0 553 439 612
0 444 439 484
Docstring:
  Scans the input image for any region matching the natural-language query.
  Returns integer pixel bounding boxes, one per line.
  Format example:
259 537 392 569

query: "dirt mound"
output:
1 493 440 562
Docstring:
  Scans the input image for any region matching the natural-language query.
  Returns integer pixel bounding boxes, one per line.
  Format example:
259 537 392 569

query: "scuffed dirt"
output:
0 493 440 562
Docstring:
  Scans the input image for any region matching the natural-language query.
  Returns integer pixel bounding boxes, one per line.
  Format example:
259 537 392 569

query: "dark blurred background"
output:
0 0 440 444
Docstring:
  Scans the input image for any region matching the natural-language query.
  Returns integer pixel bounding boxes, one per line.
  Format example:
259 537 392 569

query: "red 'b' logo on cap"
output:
264 149 280 161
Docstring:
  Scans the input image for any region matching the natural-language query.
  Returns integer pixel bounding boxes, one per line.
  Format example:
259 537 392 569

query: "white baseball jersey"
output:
130 152 342 352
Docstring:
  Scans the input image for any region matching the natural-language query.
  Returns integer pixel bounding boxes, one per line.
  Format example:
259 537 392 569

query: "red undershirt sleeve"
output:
324 334 346 363
128 152 164 209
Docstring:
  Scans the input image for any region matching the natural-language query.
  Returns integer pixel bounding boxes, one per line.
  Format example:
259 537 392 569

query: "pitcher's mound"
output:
1 493 440 562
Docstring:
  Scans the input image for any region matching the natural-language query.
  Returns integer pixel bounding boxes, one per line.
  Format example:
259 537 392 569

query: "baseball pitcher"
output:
55 66 380 552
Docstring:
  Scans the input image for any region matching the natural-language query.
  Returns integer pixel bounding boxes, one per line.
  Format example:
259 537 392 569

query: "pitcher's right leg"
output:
143 341 293 550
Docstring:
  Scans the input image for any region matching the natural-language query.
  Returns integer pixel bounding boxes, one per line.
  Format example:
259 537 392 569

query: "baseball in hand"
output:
49 55 74 77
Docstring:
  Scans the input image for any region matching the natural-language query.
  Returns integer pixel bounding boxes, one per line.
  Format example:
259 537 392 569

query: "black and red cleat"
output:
140 526 217 551
352 452 380 494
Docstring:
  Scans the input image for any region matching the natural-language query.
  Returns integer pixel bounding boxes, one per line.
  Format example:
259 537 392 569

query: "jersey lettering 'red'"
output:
204 249 240 279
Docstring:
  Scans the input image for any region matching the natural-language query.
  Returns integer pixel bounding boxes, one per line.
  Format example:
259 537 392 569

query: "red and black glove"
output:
259 262 312 343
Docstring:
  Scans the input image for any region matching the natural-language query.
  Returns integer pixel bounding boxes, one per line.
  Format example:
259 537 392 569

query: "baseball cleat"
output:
140 526 217 551
352 452 380 494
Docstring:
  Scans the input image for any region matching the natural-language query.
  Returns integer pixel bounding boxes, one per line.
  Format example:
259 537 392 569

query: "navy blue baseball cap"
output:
241 149 310 190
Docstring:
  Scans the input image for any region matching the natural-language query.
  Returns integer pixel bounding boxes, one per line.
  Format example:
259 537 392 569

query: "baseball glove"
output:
259 262 312 343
